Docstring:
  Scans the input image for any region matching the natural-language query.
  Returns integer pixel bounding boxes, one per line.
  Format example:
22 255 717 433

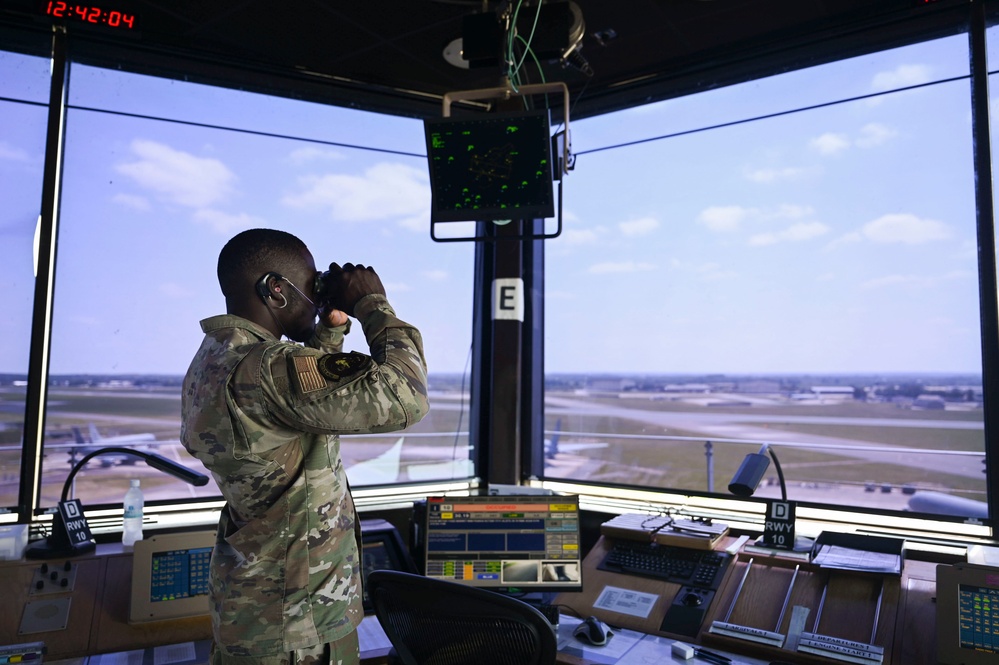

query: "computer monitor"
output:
360 518 419 613
424 109 555 223
129 530 215 623
423 494 582 592
937 563 999 665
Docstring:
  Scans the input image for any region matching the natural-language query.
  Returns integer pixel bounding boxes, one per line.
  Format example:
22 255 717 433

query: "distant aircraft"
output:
544 419 609 459
60 424 161 467
346 437 476 484
907 491 989 519
347 438 404 485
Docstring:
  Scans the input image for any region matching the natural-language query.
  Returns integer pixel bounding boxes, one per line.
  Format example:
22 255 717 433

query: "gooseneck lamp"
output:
727 443 787 501
25 447 210 559
728 443 810 552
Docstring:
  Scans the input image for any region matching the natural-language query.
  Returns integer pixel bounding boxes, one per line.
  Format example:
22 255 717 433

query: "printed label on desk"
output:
798 633 884 664
593 585 657 618
708 621 786 647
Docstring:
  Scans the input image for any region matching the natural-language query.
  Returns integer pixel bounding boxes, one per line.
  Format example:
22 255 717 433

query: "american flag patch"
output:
293 356 326 393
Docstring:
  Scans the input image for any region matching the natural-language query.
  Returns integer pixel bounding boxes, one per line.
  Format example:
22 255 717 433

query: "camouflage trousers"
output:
210 630 360 665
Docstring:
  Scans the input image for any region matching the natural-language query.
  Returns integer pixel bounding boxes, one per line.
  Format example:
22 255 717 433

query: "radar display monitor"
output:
423 494 581 591
424 109 555 223
129 530 214 623
938 563 999 665
360 518 419 613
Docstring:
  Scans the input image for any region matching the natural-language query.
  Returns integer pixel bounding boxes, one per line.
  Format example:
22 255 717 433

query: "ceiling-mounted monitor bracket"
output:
430 82 570 243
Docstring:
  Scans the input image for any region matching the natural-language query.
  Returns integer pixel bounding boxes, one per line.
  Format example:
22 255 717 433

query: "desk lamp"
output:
728 443 786 501
25 446 210 559
728 443 810 552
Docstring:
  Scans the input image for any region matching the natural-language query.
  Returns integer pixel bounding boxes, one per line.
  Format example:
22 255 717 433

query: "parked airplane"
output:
347 438 404 485
344 420 611 485
544 419 610 459
346 437 475 484
907 490 988 519
58 424 162 467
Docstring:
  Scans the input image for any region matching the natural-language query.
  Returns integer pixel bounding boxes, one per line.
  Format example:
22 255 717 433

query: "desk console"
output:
556 535 941 665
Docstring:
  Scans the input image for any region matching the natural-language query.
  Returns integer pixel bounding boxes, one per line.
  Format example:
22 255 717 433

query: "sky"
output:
0 31 994 377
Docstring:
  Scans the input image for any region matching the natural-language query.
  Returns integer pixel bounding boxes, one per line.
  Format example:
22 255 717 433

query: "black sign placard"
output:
763 500 796 550
59 499 94 547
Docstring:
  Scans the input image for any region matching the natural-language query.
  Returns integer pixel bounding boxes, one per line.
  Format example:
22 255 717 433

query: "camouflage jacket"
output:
180 294 429 656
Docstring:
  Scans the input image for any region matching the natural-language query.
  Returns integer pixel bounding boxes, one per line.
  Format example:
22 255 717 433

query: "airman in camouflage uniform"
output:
181 229 429 665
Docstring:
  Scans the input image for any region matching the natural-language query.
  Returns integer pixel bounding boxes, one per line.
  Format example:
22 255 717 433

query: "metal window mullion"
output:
969 0 999 529
19 27 69 524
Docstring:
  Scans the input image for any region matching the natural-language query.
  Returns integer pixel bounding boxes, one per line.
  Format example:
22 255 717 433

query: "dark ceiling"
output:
0 0 978 119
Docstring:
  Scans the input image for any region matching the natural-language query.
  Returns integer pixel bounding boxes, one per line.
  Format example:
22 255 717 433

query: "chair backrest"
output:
367 569 558 665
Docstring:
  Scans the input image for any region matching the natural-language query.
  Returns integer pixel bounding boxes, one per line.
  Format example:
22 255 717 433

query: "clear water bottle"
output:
122 479 144 547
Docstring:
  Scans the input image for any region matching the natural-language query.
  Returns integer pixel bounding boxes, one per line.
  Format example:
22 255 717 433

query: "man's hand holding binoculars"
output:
318 262 386 328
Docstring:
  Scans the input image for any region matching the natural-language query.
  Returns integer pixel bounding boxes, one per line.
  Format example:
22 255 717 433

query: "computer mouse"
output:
573 615 612 646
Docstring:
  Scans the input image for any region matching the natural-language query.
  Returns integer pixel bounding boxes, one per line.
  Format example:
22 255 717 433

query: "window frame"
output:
4 3 997 544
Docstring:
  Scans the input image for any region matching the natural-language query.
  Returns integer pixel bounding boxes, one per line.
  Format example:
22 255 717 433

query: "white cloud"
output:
855 123 897 149
383 281 413 293
810 133 850 155
619 216 659 237
954 239 978 261
116 140 236 208
871 64 932 91
192 208 266 234
397 214 429 232
744 166 807 183
287 146 346 164
749 221 830 247
283 162 429 222
772 204 815 220
862 213 952 244
588 261 656 274
668 258 737 281
112 193 151 211
861 274 922 290
422 269 448 281
942 269 975 281
825 231 863 250
546 290 578 301
810 124 897 155
697 205 749 232
0 142 30 162
561 228 602 245
696 262 738 281
697 204 823 245
862 270 973 291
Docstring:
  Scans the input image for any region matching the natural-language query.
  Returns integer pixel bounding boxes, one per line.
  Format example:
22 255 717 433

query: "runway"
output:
539 395 985 481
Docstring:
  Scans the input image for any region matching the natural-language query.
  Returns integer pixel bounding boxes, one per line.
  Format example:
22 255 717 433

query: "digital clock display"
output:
43 2 138 30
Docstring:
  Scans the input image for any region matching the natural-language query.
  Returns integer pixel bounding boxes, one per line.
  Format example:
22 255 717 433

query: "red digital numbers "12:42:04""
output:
45 2 137 29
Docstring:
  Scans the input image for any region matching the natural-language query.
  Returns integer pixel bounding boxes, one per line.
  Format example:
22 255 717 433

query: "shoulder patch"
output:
293 355 326 394
317 352 370 382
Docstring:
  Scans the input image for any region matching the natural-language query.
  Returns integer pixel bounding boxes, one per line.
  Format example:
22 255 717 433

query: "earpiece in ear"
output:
255 272 284 300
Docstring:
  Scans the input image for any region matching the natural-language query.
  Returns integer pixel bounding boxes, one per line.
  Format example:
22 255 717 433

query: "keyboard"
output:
597 540 731 589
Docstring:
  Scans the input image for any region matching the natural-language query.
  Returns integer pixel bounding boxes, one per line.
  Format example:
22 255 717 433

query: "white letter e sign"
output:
492 278 524 322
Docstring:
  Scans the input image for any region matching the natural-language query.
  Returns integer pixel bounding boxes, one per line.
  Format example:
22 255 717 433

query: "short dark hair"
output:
217 228 307 298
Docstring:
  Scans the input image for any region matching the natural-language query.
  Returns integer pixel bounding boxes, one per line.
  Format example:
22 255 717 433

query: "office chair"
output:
367 570 558 665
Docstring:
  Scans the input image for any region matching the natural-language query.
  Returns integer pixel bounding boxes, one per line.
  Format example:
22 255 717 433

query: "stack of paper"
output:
811 544 901 574
600 513 729 550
